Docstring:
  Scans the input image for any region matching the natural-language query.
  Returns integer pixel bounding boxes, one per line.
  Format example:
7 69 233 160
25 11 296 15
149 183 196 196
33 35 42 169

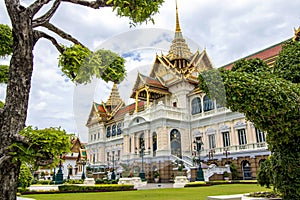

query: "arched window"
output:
112 124 116 136
203 95 214 112
170 129 182 158
117 123 122 135
106 126 111 138
191 97 202 114
152 132 157 157
242 160 252 180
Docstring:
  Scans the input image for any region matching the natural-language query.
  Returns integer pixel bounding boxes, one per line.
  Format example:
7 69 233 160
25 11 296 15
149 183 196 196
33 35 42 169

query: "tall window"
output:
112 124 116 136
255 128 265 143
106 126 111 138
238 129 247 145
170 129 182 158
191 97 201 114
129 138 132 153
139 133 145 149
152 132 157 156
203 95 214 112
117 150 121 161
117 123 122 135
107 152 110 162
208 134 216 149
222 131 230 147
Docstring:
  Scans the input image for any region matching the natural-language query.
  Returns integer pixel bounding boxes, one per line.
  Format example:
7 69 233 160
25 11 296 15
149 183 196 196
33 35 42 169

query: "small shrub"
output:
65 179 84 184
95 178 104 184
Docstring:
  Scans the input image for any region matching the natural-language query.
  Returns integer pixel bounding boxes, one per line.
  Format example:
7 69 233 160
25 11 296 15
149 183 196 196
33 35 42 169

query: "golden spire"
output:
175 0 181 32
106 83 124 107
167 0 192 61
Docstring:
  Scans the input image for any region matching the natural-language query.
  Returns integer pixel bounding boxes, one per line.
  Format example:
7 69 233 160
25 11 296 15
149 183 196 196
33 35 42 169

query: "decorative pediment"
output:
234 121 246 129
206 127 216 135
220 124 231 132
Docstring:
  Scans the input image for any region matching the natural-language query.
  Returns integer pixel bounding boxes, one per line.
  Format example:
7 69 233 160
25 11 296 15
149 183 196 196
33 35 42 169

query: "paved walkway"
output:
17 197 35 200
136 183 174 190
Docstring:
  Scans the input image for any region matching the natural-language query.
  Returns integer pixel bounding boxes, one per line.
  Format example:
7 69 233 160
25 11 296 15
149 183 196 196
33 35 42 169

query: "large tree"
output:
199 37 300 199
0 0 164 199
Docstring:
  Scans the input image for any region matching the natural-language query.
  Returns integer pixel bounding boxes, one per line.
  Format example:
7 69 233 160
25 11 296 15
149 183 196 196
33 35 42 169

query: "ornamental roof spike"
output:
167 1 192 61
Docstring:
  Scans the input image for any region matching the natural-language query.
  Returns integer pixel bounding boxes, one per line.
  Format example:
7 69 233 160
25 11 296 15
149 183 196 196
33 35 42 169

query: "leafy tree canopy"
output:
0 65 9 84
199 39 300 200
110 0 164 26
9 126 71 170
0 24 13 58
59 46 126 84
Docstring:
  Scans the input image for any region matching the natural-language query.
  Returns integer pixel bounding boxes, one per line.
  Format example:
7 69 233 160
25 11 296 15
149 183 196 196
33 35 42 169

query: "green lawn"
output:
23 184 270 200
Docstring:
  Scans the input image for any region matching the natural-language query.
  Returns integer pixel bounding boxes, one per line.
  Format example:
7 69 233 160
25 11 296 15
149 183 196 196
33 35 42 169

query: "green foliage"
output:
59 46 126 84
18 163 33 189
58 184 134 192
10 126 71 169
198 69 227 106
58 44 91 82
231 58 270 75
199 39 300 200
229 163 239 180
0 24 13 57
0 65 9 84
0 100 4 109
78 49 126 84
109 0 165 26
257 158 272 188
270 149 300 199
65 179 84 184
274 39 300 83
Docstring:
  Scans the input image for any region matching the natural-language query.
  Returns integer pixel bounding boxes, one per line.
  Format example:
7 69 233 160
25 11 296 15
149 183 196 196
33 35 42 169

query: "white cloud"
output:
1 0 300 142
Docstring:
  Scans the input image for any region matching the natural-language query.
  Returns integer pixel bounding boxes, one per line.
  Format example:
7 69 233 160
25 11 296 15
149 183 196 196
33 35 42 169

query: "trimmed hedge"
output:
58 184 135 192
185 180 258 187
184 181 208 187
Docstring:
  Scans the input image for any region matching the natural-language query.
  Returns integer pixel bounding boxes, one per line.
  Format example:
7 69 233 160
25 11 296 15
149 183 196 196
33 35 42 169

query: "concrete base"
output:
207 194 243 200
173 176 189 188
118 177 147 189
84 178 95 185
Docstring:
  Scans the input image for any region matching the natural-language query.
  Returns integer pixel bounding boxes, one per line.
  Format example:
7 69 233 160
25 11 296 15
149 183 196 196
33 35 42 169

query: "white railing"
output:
203 164 230 181
201 142 268 156
170 155 193 167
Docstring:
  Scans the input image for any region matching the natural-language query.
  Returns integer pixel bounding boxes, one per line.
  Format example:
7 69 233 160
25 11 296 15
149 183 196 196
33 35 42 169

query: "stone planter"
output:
173 176 189 188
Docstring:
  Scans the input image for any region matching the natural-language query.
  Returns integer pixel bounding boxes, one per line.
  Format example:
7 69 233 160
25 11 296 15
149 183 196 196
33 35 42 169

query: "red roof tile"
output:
223 41 285 70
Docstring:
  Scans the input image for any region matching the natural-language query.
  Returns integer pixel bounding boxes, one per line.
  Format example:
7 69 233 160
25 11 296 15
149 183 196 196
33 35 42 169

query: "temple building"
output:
86 4 287 182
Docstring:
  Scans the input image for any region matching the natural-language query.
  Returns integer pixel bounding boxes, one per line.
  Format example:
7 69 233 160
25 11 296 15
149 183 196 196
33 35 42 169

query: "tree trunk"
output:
0 3 34 199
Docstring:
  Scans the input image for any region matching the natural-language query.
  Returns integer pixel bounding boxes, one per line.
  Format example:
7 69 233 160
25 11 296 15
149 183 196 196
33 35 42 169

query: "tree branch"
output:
0 155 11 166
13 134 30 146
28 0 52 17
36 157 54 166
61 0 112 9
33 0 61 28
41 22 87 48
33 30 64 53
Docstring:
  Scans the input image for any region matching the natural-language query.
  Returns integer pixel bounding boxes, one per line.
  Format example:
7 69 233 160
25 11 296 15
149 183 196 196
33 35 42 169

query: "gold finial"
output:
293 26 300 41
175 0 181 32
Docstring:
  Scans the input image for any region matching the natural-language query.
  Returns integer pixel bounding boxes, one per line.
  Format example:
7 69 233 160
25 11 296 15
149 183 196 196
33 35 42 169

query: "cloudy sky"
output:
0 0 299 142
